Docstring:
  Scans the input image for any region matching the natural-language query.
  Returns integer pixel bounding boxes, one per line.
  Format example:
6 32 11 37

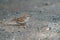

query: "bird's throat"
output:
25 17 30 22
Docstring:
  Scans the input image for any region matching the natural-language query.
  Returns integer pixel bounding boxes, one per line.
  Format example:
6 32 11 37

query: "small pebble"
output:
39 11 42 13
12 32 14 33
46 28 50 30
18 31 20 32
44 3 48 6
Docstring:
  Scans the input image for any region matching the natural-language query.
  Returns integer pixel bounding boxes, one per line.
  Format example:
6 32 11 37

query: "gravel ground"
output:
0 0 60 40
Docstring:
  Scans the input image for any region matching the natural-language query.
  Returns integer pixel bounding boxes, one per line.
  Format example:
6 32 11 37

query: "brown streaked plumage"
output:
12 13 31 28
16 17 26 22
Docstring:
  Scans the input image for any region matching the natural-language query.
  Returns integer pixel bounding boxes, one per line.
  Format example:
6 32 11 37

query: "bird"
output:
13 13 31 28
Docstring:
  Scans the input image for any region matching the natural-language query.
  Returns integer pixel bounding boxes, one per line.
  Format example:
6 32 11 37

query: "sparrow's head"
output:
23 13 31 22
23 13 31 18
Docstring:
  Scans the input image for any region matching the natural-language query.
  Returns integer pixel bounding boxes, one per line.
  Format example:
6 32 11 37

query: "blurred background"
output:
0 0 60 40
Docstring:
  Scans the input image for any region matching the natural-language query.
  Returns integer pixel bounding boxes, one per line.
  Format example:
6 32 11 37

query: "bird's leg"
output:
21 22 29 29
26 23 29 28
16 22 29 29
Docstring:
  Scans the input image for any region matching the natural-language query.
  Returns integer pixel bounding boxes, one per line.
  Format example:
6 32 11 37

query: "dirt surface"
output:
0 0 60 40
